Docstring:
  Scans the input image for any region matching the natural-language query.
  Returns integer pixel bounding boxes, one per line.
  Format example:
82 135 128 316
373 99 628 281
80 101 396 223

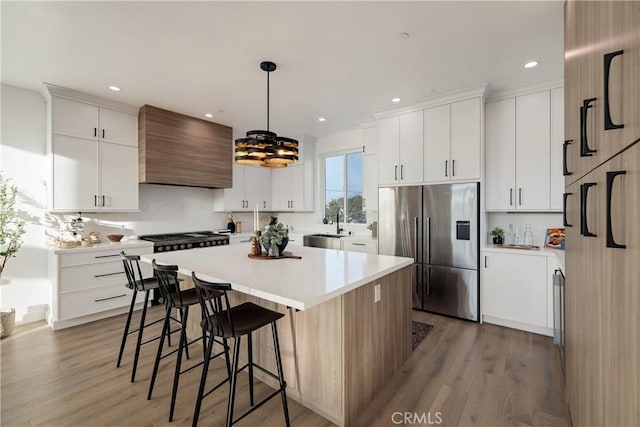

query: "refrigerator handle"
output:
425 266 431 297
426 216 431 265
414 216 419 262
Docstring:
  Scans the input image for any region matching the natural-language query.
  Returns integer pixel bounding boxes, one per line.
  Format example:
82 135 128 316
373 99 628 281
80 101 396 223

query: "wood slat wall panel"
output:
138 105 232 188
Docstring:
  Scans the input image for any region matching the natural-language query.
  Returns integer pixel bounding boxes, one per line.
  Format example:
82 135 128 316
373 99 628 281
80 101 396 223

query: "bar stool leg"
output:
226 336 242 427
271 322 291 427
223 338 232 378
248 331 254 406
192 329 215 427
131 289 150 382
148 305 171 400
169 307 189 422
117 288 138 368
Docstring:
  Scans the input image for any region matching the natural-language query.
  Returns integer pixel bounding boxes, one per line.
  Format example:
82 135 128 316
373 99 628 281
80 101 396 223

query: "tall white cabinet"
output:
46 84 139 212
485 87 564 211
377 113 424 186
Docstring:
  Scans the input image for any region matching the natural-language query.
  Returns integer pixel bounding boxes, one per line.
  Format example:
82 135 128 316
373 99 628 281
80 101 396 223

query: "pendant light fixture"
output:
234 61 299 168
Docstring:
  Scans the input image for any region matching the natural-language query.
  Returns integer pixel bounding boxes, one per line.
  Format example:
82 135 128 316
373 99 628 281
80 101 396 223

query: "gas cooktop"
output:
139 231 230 252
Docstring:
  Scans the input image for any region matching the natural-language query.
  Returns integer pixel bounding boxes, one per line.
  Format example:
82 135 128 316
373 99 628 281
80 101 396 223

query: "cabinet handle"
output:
580 182 597 237
94 254 121 259
509 188 513 206
445 160 448 177
352 243 366 246
563 193 573 227
290 200 293 209
102 195 105 207
395 165 398 180
484 255 487 268
263 201 266 209
102 129 105 139
363 198 366 208
580 98 598 157
604 50 625 130
94 294 127 302
401 165 404 180
94 195 98 207
452 159 455 177
94 271 125 278
563 140 573 176
519 188 522 206
94 127 97 137
606 170 626 249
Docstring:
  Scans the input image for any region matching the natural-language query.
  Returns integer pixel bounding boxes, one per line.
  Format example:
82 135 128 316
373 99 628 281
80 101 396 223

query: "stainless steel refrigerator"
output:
378 183 479 321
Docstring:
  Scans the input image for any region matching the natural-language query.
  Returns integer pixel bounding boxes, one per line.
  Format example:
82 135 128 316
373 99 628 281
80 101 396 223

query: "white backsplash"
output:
486 212 563 247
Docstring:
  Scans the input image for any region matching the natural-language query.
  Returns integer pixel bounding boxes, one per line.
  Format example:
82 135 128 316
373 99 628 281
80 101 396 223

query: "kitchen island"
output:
141 244 413 426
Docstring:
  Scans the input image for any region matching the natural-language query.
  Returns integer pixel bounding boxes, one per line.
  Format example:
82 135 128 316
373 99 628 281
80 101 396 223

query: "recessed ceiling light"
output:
108 85 121 92
524 60 539 69
204 113 213 118
318 117 326 122
400 33 410 39
392 97 401 103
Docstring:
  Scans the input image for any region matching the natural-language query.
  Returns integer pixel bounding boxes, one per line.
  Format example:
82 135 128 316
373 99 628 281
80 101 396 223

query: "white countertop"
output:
50 239 153 254
140 244 413 310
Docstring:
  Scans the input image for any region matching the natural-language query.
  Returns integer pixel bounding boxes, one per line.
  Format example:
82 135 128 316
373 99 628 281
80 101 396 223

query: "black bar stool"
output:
117 252 165 382
148 260 230 422
191 272 290 427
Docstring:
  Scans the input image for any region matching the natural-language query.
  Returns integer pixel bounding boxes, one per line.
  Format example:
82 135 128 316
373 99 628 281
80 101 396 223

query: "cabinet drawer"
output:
342 239 377 254
59 285 136 321
58 245 152 267
59 261 152 293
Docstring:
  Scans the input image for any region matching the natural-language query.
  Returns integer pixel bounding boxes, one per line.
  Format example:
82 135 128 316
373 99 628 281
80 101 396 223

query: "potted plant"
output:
259 217 292 257
0 172 27 338
490 227 504 245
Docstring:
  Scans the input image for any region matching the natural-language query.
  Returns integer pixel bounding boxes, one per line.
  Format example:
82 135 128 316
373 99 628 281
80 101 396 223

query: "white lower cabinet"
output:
48 242 153 330
340 237 377 254
481 250 556 336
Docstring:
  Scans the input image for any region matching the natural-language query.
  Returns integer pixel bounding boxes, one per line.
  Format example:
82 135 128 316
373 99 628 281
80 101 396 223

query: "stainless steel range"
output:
139 231 230 253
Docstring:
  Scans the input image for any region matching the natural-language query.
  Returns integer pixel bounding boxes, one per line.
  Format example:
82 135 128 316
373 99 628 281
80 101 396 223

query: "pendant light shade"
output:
234 61 299 167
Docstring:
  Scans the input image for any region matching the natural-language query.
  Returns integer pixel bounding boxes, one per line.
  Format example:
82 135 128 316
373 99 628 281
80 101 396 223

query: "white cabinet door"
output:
549 87 564 210
99 108 138 147
485 98 516 210
424 104 451 182
451 97 481 181
272 167 292 211
224 163 247 211
100 143 138 210
398 110 424 183
362 126 377 155
377 116 400 185
290 165 305 211
515 91 551 210
362 154 378 211
51 135 99 211
243 166 263 211
482 252 548 328
260 168 272 210
52 97 99 140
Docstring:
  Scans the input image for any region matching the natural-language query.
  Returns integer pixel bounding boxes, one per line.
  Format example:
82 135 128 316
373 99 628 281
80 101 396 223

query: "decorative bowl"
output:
106 234 124 243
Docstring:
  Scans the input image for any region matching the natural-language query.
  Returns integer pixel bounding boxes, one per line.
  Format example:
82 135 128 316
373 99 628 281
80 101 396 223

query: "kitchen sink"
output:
303 233 347 249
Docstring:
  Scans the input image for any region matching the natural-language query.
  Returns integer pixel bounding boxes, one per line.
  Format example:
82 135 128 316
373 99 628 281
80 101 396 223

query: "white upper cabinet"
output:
549 88 565 210
272 164 310 212
216 163 272 212
450 97 481 181
47 88 139 212
424 104 451 182
377 116 400 185
362 125 377 155
362 154 378 211
485 88 562 211
515 91 551 210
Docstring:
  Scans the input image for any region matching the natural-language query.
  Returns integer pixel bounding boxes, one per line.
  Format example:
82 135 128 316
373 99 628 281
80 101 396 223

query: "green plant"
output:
259 217 291 247
366 223 373 231
490 227 504 238
0 173 26 278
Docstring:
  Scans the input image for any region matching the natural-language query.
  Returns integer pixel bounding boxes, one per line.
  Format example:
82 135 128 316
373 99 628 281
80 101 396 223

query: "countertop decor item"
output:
248 251 301 260
260 217 292 256
234 61 299 168
497 244 540 251
490 227 504 245
106 234 124 243
544 227 566 250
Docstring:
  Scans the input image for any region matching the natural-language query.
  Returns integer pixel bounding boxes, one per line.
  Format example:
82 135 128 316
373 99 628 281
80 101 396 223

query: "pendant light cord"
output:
266 69 270 132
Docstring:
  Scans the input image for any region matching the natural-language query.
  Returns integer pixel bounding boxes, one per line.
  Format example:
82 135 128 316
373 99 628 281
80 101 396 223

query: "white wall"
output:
0 84 50 323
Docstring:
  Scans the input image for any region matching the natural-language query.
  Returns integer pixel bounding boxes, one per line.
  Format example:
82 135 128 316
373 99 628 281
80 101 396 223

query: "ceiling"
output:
1 1 564 139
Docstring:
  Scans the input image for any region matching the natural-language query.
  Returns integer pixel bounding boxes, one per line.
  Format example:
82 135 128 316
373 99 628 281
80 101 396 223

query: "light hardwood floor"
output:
0 308 570 427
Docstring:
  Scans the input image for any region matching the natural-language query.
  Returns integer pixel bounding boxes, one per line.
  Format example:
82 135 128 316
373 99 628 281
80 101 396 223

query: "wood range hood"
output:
138 105 232 189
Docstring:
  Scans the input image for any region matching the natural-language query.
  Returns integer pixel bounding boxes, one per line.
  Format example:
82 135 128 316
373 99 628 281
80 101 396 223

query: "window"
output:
323 151 365 224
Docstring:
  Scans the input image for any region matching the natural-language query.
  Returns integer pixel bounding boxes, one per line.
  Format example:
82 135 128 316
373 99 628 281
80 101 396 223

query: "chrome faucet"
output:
336 209 344 235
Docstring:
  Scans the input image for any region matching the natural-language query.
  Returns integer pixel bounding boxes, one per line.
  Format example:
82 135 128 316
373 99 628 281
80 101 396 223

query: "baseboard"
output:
482 315 553 337
48 302 146 331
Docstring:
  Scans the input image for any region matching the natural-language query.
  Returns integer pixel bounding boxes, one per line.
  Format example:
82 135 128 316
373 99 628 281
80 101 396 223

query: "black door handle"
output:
606 170 626 248
563 140 573 176
94 127 97 137
563 193 573 227
452 159 455 177
580 182 597 237
102 129 105 139
604 50 625 131
445 160 448 177
580 98 597 157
